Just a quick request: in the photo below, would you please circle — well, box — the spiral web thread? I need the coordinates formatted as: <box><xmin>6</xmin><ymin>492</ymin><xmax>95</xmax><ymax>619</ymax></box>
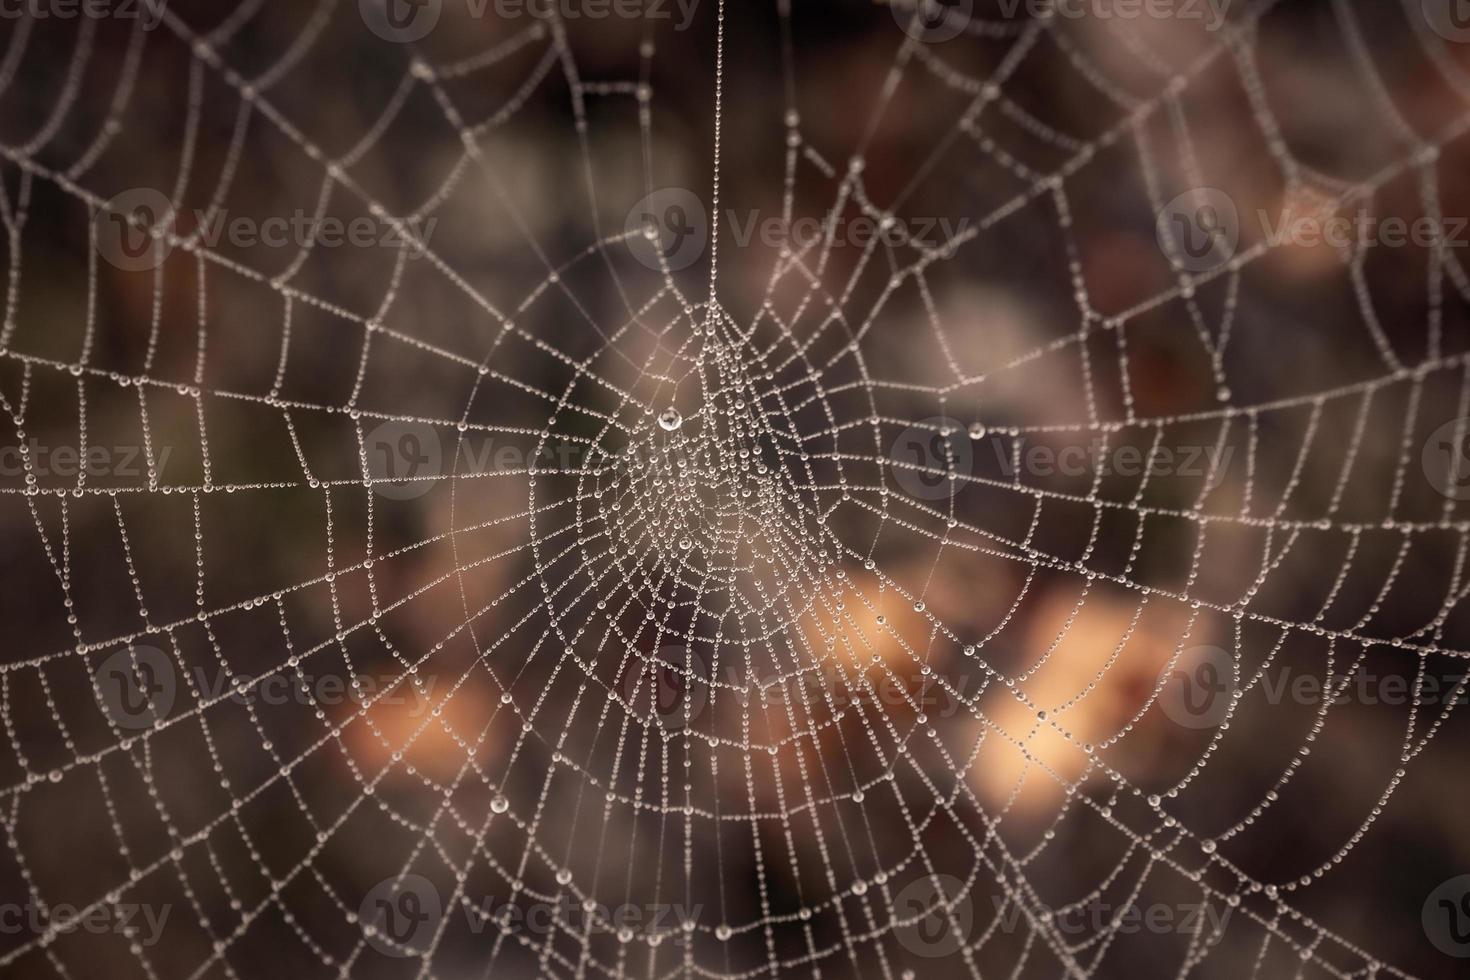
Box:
<box><xmin>0</xmin><ymin>0</ymin><xmax>1468</xmax><ymax>978</ymax></box>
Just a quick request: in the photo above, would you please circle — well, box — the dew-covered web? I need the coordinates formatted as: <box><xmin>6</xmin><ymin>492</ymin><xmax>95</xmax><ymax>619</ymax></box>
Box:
<box><xmin>2</xmin><ymin>0</ymin><xmax>1470</xmax><ymax>977</ymax></box>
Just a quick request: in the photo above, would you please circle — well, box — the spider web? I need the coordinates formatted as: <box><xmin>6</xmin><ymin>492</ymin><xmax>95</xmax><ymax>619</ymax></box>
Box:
<box><xmin>0</xmin><ymin>0</ymin><xmax>1468</xmax><ymax>977</ymax></box>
